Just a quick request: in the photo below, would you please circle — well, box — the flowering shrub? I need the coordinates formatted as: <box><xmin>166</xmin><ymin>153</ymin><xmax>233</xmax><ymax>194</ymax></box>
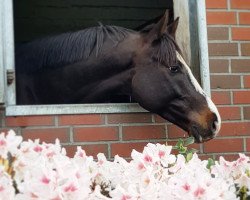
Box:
<box><xmin>0</xmin><ymin>130</ymin><xmax>249</xmax><ymax>200</ymax></box>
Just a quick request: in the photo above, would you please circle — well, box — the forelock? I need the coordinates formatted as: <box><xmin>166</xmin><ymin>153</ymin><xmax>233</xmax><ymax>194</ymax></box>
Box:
<box><xmin>153</xmin><ymin>34</ymin><xmax>180</xmax><ymax>66</ymax></box>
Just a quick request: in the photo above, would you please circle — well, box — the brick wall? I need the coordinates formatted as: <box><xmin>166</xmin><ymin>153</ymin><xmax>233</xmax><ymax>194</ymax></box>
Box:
<box><xmin>206</xmin><ymin>0</ymin><xmax>250</xmax><ymax>159</ymax></box>
<box><xmin>1</xmin><ymin>0</ymin><xmax>250</xmax><ymax>161</ymax></box>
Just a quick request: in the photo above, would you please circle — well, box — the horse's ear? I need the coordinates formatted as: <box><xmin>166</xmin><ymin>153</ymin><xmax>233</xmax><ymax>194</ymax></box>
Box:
<box><xmin>167</xmin><ymin>17</ymin><xmax>179</xmax><ymax>39</ymax></box>
<box><xmin>144</xmin><ymin>10</ymin><xmax>169</xmax><ymax>41</ymax></box>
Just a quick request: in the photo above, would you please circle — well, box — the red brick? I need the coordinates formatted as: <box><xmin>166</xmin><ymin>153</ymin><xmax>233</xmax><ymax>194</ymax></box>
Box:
<box><xmin>210</xmin><ymin>75</ymin><xmax>241</xmax><ymax>89</ymax></box>
<box><xmin>231</xmin><ymin>0</ymin><xmax>250</xmax><ymax>9</ymax></box>
<box><xmin>0</xmin><ymin>128</ymin><xmax>19</xmax><ymax>134</ymax></box>
<box><xmin>165</xmin><ymin>140</ymin><xmax>183</xmax><ymax>147</ymax></box>
<box><xmin>6</xmin><ymin>116</ymin><xmax>54</xmax><ymax>127</ymax></box>
<box><xmin>232</xmin><ymin>28</ymin><xmax>250</xmax><ymax>41</ymax></box>
<box><xmin>167</xmin><ymin>125</ymin><xmax>188</xmax><ymax>139</ymax></box>
<box><xmin>188</xmin><ymin>143</ymin><xmax>201</xmax><ymax>152</ymax></box>
<box><xmin>244</xmin><ymin>75</ymin><xmax>250</xmax><ymax>88</ymax></box>
<box><xmin>107</xmin><ymin>113</ymin><xmax>152</xmax><ymax>124</ymax></box>
<box><xmin>232</xmin><ymin>59</ymin><xmax>250</xmax><ymax>73</ymax></box>
<box><xmin>215</xmin><ymin>154</ymin><xmax>242</xmax><ymax>161</ymax></box>
<box><xmin>207</xmin><ymin>12</ymin><xmax>236</xmax><ymax>25</ymax></box>
<box><xmin>58</xmin><ymin>114</ymin><xmax>103</xmax><ymax>125</ymax></box>
<box><xmin>217</xmin><ymin>106</ymin><xmax>241</xmax><ymax>121</ymax></box>
<box><xmin>209</xmin><ymin>59</ymin><xmax>229</xmax><ymax>73</ymax></box>
<box><xmin>241</xmin><ymin>43</ymin><xmax>250</xmax><ymax>56</ymax></box>
<box><xmin>82</xmin><ymin>144</ymin><xmax>108</xmax><ymax>158</ymax></box>
<box><xmin>247</xmin><ymin>138</ymin><xmax>250</xmax><ymax>152</ymax></box>
<box><xmin>206</xmin><ymin>0</ymin><xmax>227</xmax><ymax>9</ymax></box>
<box><xmin>218</xmin><ymin>122</ymin><xmax>250</xmax><ymax>136</ymax></box>
<box><xmin>111</xmin><ymin>142</ymin><xmax>147</xmax><ymax>157</ymax></box>
<box><xmin>122</xmin><ymin>125</ymin><xmax>165</xmax><ymax>140</ymax></box>
<box><xmin>198</xmin><ymin>154</ymin><xmax>214</xmax><ymax>161</ymax></box>
<box><xmin>208</xmin><ymin>43</ymin><xmax>238</xmax><ymax>56</ymax></box>
<box><xmin>207</xmin><ymin>27</ymin><xmax>229</xmax><ymax>40</ymax></box>
<box><xmin>211</xmin><ymin>91</ymin><xmax>231</xmax><ymax>105</ymax></box>
<box><xmin>243</xmin><ymin>106</ymin><xmax>250</xmax><ymax>119</ymax></box>
<box><xmin>233</xmin><ymin>91</ymin><xmax>250</xmax><ymax>104</ymax></box>
<box><xmin>74</xmin><ymin>127</ymin><xmax>118</xmax><ymax>142</ymax></box>
<box><xmin>64</xmin><ymin>144</ymin><xmax>108</xmax><ymax>158</ymax></box>
<box><xmin>64</xmin><ymin>145</ymin><xmax>77</xmax><ymax>158</ymax></box>
<box><xmin>239</xmin><ymin>13</ymin><xmax>250</xmax><ymax>25</ymax></box>
<box><xmin>22</xmin><ymin>128</ymin><xmax>69</xmax><ymax>143</ymax></box>
<box><xmin>154</xmin><ymin>115</ymin><xmax>168</xmax><ymax>123</ymax></box>
<box><xmin>204</xmin><ymin>138</ymin><xmax>243</xmax><ymax>153</ymax></box>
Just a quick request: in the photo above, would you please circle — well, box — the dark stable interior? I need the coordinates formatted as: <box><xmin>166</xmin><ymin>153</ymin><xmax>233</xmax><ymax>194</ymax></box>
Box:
<box><xmin>14</xmin><ymin>0</ymin><xmax>173</xmax><ymax>103</ymax></box>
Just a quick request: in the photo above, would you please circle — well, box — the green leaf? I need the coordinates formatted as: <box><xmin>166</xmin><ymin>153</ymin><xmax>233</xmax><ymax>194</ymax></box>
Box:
<box><xmin>186</xmin><ymin>149</ymin><xmax>196</xmax><ymax>155</ymax></box>
<box><xmin>176</xmin><ymin>139</ymin><xmax>184</xmax><ymax>148</ymax></box>
<box><xmin>179</xmin><ymin>145</ymin><xmax>187</xmax><ymax>154</ymax></box>
<box><xmin>184</xmin><ymin>137</ymin><xmax>195</xmax><ymax>146</ymax></box>
<box><xmin>206</xmin><ymin>158</ymin><xmax>215</xmax><ymax>169</ymax></box>
<box><xmin>172</xmin><ymin>146</ymin><xmax>178</xmax><ymax>150</ymax></box>
<box><xmin>179</xmin><ymin>150</ymin><xmax>186</xmax><ymax>154</ymax></box>
<box><xmin>172</xmin><ymin>137</ymin><xmax>198</xmax><ymax>156</ymax></box>
<box><xmin>238</xmin><ymin>186</ymin><xmax>248</xmax><ymax>200</ymax></box>
<box><xmin>186</xmin><ymin>152</ymin><xmax>193</xmax><ymax>162</ymax></box>
<box><xmin>190</xmin><ymin>148</ymin><xmax>199</xmax><ymax>153</ymax></box>
<box><xmin>246</xmin><ymin>169</ymin><xmax>250</xmax><ymax>177</ymax></box>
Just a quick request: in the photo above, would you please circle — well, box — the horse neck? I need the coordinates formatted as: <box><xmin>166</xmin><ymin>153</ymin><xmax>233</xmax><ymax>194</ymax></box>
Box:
<box><xmin>84</xmin><ymin>33</ymin><xmax>140</xmax><ymax>77</ymax></box>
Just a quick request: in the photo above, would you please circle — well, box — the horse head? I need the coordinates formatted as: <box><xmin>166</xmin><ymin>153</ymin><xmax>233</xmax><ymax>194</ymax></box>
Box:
<box><xmin>132</xmin><ymin>12</ymin><xmax>221</xmax><ymax>143</ymax></box>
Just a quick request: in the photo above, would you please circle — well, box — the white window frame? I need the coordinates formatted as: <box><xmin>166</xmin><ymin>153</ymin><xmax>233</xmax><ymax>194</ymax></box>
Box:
<box><xmin>1</xmin><ymin>0</ymin><xmax>210</xmax><ymax>116</ymax></box>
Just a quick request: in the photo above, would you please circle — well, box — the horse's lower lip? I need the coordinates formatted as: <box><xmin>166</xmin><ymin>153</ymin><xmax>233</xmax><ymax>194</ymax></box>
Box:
<box><xmin>202</xmin><ymin>137</ymin><xmax>213</xmax><ymax>142</ymax></box>
<box><xmin>190</xmin><ymin>126</ymin><xmax>215</xmax><ymax>143</ymax></box>
<box><xmin>190</xmin><ymin>126</ymin><xmax>203</xmax><ymax>143</ymax></box>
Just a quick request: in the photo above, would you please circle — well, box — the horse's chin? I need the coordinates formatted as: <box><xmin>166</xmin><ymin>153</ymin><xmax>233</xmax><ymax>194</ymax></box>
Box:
<box><xmin>158</xmin><ymin>113</ymin><xmax>215</xmax><ymax>143</ymax></box>
<box><xmin>188</xmin><ymin>126</ymin><xmax>215</xmax><ymax>143</ymax></box>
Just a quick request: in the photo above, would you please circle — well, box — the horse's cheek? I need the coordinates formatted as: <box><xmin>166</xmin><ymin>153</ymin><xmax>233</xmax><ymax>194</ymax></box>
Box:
<box><xmin>131</xmin><ymin>73</ymin><xmax>165</xmax><ymax>112</ymax></box>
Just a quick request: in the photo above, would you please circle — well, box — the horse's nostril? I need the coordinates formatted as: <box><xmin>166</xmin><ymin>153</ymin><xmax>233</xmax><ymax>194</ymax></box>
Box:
<box><xmin>210</xmin><ymin>113</ymin><xmax>219</xmax><ymax>134</ymax></box>
<box><xmin>211</xmin><ymin>120</ymin><xmax>218</xmax><ymax>133</ymax></box>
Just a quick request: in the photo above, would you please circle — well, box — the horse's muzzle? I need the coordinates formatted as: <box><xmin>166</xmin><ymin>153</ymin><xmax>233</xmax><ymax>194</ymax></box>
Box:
<box><xmin>189</xmin><ymin>114</ymin><xmax>220</xmax><ymax>143</ymax></box>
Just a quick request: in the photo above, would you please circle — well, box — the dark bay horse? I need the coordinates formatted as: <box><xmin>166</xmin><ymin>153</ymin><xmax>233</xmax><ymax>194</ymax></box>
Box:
<box><xmin>16</xmin><ymin>12</ymin><xmax>221</xmax><ymax>143</ymax></box>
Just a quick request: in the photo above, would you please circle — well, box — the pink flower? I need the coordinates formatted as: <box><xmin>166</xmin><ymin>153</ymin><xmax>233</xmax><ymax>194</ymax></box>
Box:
<box><xmin>121</xmin><ymin>194</ymin><xmax>132</xmax><ymax>200</ymax></box>
<box><xmin>143</xmin><ymin>154</ymin><xmax>153</xmax><ymax>163</ymax></box>
<box><xmin>33</xmin><ymin>145</ymin><xmax>43</xmax><ymax>152</ymax></box>
<box><xmin>158</xmin><ymin>150</ymin><xmax>165</xmax><ymax>158</ymax></box>
<box><xmin>193</xmin><ymin>186</ymin><xmax>205</xmax><ymax>198</ymax></box>
<box><xmin>137</xmin><ymin>162</ymin><xmax>145</xmax><ymax>171</ymax></box>
<box><xmin>41</xmin><ymin>175</ymin><xmax>51</xmax><ymax>184</ymax></box>
<box><xmin>63</xmin><ymin>182</ymin><xmax>78</xmax><ymax>193</ymax></box>
<box><xmin>182</xmin><ymin>183</ymin><xmax>191</xmax><ymax>191</ymax></box>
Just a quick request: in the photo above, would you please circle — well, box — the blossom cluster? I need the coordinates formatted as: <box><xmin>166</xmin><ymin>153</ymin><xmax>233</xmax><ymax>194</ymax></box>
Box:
<box><xmin>0</xmin><ymin>130</ymin><xmax>249</xmax><ymax>200</ymax></box>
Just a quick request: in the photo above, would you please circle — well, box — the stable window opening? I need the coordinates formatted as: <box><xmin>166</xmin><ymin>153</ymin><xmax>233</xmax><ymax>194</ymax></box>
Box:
<box><xmin>1</xmin><ymin>0</ymin><xmax>210</xmax><ymax>116</ymax></box>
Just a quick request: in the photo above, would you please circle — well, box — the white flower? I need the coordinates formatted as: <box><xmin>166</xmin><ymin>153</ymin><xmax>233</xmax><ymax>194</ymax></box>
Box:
<box><xmin>168</xmin><ymin>154</ymin><xmax>186</xmax><ymax>173</ymax></box>
<box><xmin>0</xmin><ymin>130</ymin><xmax>248</xmax><ymax>199</ymax></box>
<box><xmin>0</xmin><ymin>130</ymin><xmax>22</xmax><ymax>159</ymax></box>
<box><xmin>0</xmin><ymin>167</ymin><xmax>15</xmax><ymax>200</ymax></box>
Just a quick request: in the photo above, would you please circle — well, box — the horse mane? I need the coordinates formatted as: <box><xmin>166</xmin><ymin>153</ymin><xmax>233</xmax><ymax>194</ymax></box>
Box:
<box><xmin>15</xmin><ymin>25</ymin><xmax>135</xmax><ymax>72</ymax></box>
<box><xmin>153</xmin><ymin>33</ymin><xmax>181</xmax><ymax>67</ymax></box>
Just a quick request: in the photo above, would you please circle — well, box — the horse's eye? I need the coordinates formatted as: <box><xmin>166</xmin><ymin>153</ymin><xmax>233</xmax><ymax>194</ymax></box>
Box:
<box><xmin>169</xmin><ymin>65</ymin><xmax>179</xmax><ymax>73</ymax></box>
